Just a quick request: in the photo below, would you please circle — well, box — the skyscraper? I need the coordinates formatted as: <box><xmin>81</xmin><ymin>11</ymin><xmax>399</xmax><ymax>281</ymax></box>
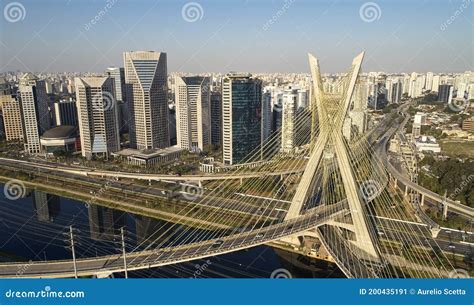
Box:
<box><xmin>18</xmin><ymin>73</ymin><xmax>50</xmax><ymax>153</ymax></box>
<box><xmin>75</xmin><ymin>77</ymin><xmax>120</xmax><ymax>159</ymax></box>
<box><xmin>262</xmin><ymin>90</ymin><xmax>272</xmax><ymax>143</ymax></box>
<box><xmin>174</xmin><ymin>76</ymin><xmax>211</xmax><ymax>151</ymax></box>
<box><xmin>54</xmin><ymin>100</ymin><xmax>77</xmax><ymax>127</ymax></box>
<box><xmin>438</xmin><ymin>84</ymin><xmax>453</xmax><ymax>103</ymax></box>
<box><xmin>210</xmin><ymin>91</ymin><xmax>222</xmax><ymax>146</ymax></box>
<box><xmin>123</xmin><ymin>51</ymin><xmax>169</xmax><ymax>150</ymax></box>
<box><xmin>105</xmin><ymin>66</ymin><xmax>125</xmax><ymax>102</ymax></box>
<box><xmin>222</xmin><ymin>73</ymin><xmax>262</xmax><ymax>165</ymax></box>
<box><xmin>281</xmin><ymin>88</ymin><xmax>297</xmax><ymax>152</ymax></box>
<box><xmin>390</xmin><ymin>80</ymin><xmax>403</xmax><ymax>104</ymax></box>
<box><xmin>2</xmin><ymin>97</ymin><xmax>23</xmax><ymax>142</ymax></box>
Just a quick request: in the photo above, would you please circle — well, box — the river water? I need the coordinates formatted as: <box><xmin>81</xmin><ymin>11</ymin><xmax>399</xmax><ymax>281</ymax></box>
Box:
<box><xmin>0</xmin><ymin>184</ymin><xmax>343</xmax><ymax>278</ymax></box>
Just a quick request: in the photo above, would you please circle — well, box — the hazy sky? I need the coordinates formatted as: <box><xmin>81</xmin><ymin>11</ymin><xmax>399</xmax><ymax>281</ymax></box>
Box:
<box><xmin>0</xmin><ymin>0</ymin><xmax>472</xmax><ymax>73</ymax></box>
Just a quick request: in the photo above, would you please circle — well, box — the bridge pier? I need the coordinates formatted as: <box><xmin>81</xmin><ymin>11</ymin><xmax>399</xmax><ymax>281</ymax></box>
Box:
<box><xmin>442</xmin><ymin>203</ymin><xmax>448</xmax><ymax>220</ymax></box>
<box><xmin>420</xmin><ymin>193</ymin><xmax>424</xmax><ymax>206</ymax></box>
<box><xmin>239</xmin><ymin>177</ymin><xmax>243</xmax><ymax>186</ymax></box>
<box><xmin>404</xmin><ymin>185</ymin><xmax>408</xmax><ymax>197</ymax></box>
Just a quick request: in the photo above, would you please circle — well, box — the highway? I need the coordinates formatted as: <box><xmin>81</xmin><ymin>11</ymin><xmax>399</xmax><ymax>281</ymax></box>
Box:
<box><xmin>376</xmin><ymin>109</ymin><xmax>474</xmax><ymax>219</ymax></box>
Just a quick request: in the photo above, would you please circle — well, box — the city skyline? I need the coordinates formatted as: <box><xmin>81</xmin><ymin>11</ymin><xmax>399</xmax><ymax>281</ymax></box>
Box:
<box><xmin>1</xmin><ymin>0</ymin><xmax>472</xmax><ymax>74</ymax></box>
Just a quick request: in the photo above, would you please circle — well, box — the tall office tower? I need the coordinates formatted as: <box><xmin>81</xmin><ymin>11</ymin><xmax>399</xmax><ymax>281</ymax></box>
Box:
<box><xmin>53</xmin><ymin>100</ymin><xmax>77</xmax><ymax>127</ymax></box>
<box><xmin>262</xmin><ymin>90</ymin><xmax>272</xmax><ymax>144</ymax></box>
<box><xmin>2</xmin><ymin>98</ymin><xmax>23</xmax><ymax>141</ymax></box>
<box><xmin>222</xmin><ymin>73</ymin><xmax>262</xmax><ymax>165</ymax></box>
<box><xmin>105</xmin><ymin>66</ymin><xmax>125</xmax><ymax>101</ymax></box>
<box><xmin>408</xmin><ymin>72</ymin><xmax>417</xmax><ymax>97</ymax></box>
<box><xmin>402</xmin><ymin>75</ymin><xmax>410</xmax><ymax>94</ymax></box>
<box><xmin>18</xmin><ymin>73</ymin><xmax>50</xmax><ymax>153</ymax></box>
<box><xmin>0</xmin><ymin>78</ymin><xmax>9</xmax><ymax>139</ymax></box>
<box><xmin>426</xmin><ymin>72</ymin><xmax>434</xmax><ymax>91</ymax></box>
<box><xmin>75</xmin><ymin>77</ymin><xmax>120</xmax><ymax>159</ymax></box>
<box><xmin>386</xmin><ymin>79</ymin><xmax>393</xmax><ymax>103</ymax></box>
<box><xmin>281</xmin><ymin>88</ymin><xmax>298</xmax><ymax>152</ymax></box>
<box><xmin>438</xmin><ymin>84</ymin><xmax>453</xmax><ymax>103</ymax></box>
<box><xmin>297</xmin><ymin>89</ymin><xmax>308</xmax><ymax>109</ymax></box>
<box><xmin>210</xmin><ymin>91</ymin><xmax>222</xmax><ymax>146</ymax></box>
<box><xmin>468</xmin><ymin>84</ymin><xmax>474</xmax><ymax>100</ymax></box>
<box><xmin>123</xmin><ymin>51</ymin><xmax>170</xmax><ymax>150</ymax></box>
<box><xmin>174</xmin><ymin>76</ymin><xmax>211</xmax><ymax>151</ymax></box>
<box><xmin>432</xmin><ymin>75</ymin><xmax>440</xmax><ymax>92</ymax></box>
<box><xmin>391</xmin><ymin>80</ymin><xmax>403</xmax><ymax>104</ymax></box>
<box><xmin>413</xmin><ymin>76</ymin><xmax>425</xmax><ymax>97</ymax></box>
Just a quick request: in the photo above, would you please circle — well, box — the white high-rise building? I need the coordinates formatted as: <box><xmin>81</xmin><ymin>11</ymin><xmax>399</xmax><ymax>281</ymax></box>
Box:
<box><xmin>426</xmin><ymin>72</ymin><xmax>434</xmax><ymax>91</ymax></box>
<box><xmin>432</xmin><ymin>75</ymin><xmax>440</xmax><ymax>92</ymax></box>
<box><xmin>124</xmin><ymin>51</ymin><xmax>169</xmax><ymax>150</ymax></box>
<box><xmin>18</xmin><ymin>73</ymin><xmax>50</xmax><ymax>153</ymax></box>
<box><xmin>281</xmin><ymin>88</ymin><xmax>298</xmax><ymax>152</ymax></box>
<box><xmin>174</xmin><ymin>76</ymin><xmax>211</xmax><ymax>151</ymax></box>
<box><xmin>75</xmin><ymin>77</ymin><xmax>120</xmax><ymax>159</ymax></box>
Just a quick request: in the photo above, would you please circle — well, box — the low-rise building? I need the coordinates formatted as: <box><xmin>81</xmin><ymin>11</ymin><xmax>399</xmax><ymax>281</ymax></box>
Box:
<box><xmin>415</xmin><ymin>136</ymin><xmax>441</xmax><ymax>153</ymax></box>
<box><xmin>40</xmin><ymin>125</ymin><xmax>79</xmax><ymax>154</ymax></box>
<box><xmin>112</xmin><ymin>146</ymin><xmax>184</xmax><ymax>167</ymax></box>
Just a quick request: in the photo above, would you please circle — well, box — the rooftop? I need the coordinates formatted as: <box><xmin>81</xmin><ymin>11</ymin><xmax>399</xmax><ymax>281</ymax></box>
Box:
<box><xmin>42</xmin><ymin>125</ymin><xmax>77</xmax><ymax>139</ymax></box>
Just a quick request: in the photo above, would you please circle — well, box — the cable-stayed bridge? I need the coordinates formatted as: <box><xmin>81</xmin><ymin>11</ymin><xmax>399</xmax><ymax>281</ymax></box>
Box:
<box><xmin>0</xmin><ymin>52</ymin><xmax>471</xmax><ymax>279</ymax></box>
